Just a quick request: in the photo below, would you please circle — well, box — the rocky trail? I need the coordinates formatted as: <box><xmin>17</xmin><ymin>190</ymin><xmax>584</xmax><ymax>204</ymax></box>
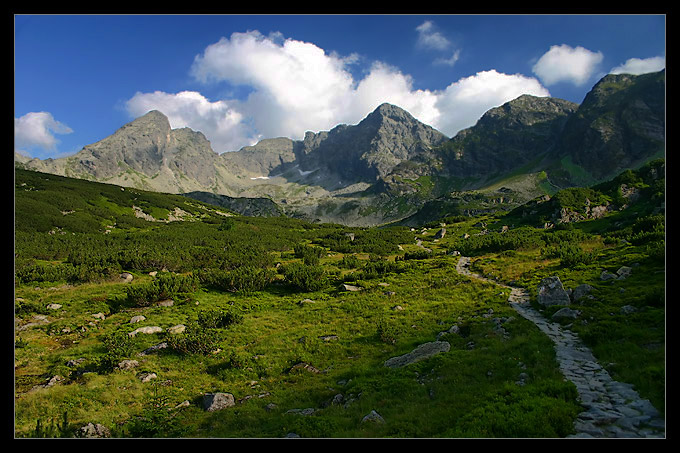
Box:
<box><xmin>455</xmin><ymin>256</ymin><xmax>665</xmax><ymax>438</ymax></box>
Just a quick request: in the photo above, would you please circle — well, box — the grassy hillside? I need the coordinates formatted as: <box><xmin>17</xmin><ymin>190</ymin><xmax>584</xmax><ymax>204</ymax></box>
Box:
<box><xmin>14</xmin><ymin>167</ymin><xmax>664</xmax><ymax>438</ymax></box>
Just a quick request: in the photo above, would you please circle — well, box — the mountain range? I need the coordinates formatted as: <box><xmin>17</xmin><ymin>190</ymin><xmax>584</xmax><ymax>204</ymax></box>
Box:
<box><xmin>15</xmin><ymin>70</ymin><xmax>665</xmax><ymax>226</ymax></box>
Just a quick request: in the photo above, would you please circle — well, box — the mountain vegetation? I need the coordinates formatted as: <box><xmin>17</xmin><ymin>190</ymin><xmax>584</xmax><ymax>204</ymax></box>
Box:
<box><xmin>14</xmin><ymin>69</ymin><xmax>664</xmax><ymax>438</ymax></box>
<box><xmin>14</xmin><ymin>156</ymin><xmax>664</xmax><ymax>437</ymax></box>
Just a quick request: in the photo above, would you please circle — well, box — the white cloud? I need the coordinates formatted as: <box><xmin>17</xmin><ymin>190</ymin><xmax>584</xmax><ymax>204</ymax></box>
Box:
<box><xmin>125</xmin><ymin>90</ymin><xmax>258</xmax><ymax>153</ymax></box>
<box><xmin>14</xmin><ymin>111</ymin><xmax>73</xmax><ymax>153</ymax></box>
<box><xmin>434</xmin><ymin>49</ymin><xmax>461</xmax><ymax>67</ymax></box>
<box><xmin>126</xmin><ymin>30</ymin><xmax>551</xmax><ymax>153</ymax></box>
<box><xmin>610</xmin><ymin>56</ymin><xmax>665</xmax><ymax>75</ymax></box>
<box><xmin>415</xmin><ymin>20</ymin><xmax>451</xmax><ymax>51</ymax></box>
<box><xmin>532</xmin><ymin>44</ymin><xmax>604</xmax><ymax>86</ymax></box>
<box><xmin>434</xmin><ymin>70</ymin><xmax>551</xmax><ymax>135</ymax></box>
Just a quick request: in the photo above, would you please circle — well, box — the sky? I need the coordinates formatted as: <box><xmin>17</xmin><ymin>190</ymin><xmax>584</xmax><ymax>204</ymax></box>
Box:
<box><xmin>14</xmin><ymin>14</ymin><xmax>666</xmax><ymax>160</ymax></box>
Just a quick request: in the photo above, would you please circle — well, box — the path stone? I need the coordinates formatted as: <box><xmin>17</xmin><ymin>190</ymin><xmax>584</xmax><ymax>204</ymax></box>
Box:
<box><xmin>455</xmin><ymin>256</ymin><xmax>665</xmax><ymax>438</ymax></box>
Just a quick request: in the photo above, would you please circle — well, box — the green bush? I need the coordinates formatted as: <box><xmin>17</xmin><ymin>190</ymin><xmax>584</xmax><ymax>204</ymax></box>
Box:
<box><xmin>338</xmin><ymin>254</ymin><xmax>361</xmax><ymax>269</ymax></box>
<box><xmin>165</xmin><ymin>322</ymin><xmax>220</xmax><ymax>355</ymax></box>
<box><xmin>123</xmin><ymin>384</ymin><xmax>188</xmax><ymax>438</ymax></box>
<box><xmin>126</xmin><ymin>273</ymin><xmax>199</xmax><ymax>307</ymax></box>
<box><xmin>199</xmin><ymin>266</ymin><xmax>275</xmax><ymax>294</ymax></box>
<box><xmin>197</xmin><ymin>308</ymin><xmax>243</xmax><ymax>329</ymax></box>
<box><xmin>281</xmin><ymin>262</ymin><xmax>329</xmax><ymax>292</ymax></box>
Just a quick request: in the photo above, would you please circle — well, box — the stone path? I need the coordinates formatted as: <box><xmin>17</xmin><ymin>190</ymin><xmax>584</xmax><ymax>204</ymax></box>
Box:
<box><xmin>456</xmin><ymin>256</ymin><xmax>665</xmax><ymax>438</ymax></box>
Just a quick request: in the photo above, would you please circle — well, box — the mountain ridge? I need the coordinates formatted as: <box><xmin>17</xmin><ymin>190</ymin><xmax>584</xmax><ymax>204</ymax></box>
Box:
<box><xmin>16</xmin><ymin>70</ymin><xmax>665</xmax><ymax>226</ymax></box>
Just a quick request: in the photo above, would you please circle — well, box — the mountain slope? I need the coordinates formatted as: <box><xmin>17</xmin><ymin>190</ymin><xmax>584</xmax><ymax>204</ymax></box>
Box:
<box><xmin>549</xmin><ymin>70</ymin><xmax>665</xmax><ymax>186</ymax></box>
<box><xmin>16</xmin><ymin>71</ymin><xmax>665</xmax><ymax>227</ymax></box>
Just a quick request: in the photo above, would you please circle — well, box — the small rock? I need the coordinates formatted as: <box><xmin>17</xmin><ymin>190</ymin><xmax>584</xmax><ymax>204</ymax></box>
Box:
<box><xmin>46</xmin><ymin>303</ymin><xmax>62</xmax><ymax>310</ymax></box>
<box><xmin>77</xmin><ymin>423</ymin><xmax>111</xmax><ymax>438</ymax></box>
<box><xmin>361</xmin><ymin>410</ymin><xmax>385</xmax><ymax>424</ymax></box>
<box><xmin>203</xmin><ymin>393</ymin><xmax>235</xmax><ymax>412</ymax></box>
<box><xmin>289</xmin><ymin>362</ymin><xmax>321</xmax><ymax>374</ymax></box>
<box><xmin>128</xmin><ymin>326</ymin><xmax>163</xmax><ymax>337</ymax></box>
<box><xmin>130</xmin><ymin>315</ymin><xmax>146</xmax><ymax>324</ymax></box>
<box><xmin>117</xmin><ymin>359</ymin><xmax>139</xmax><ymax>371</ymax></box>
<box><xmin>620</xmin><ymin>305</ymin><xmax>638</xmax><ymax>315</ymax></box>
<box><xmin>342</xmin><ymin>284</ymin><xmax>362</xmax><ymax>292</ymax></box>
<box><xmin>167</xmin><ymin>324</ymin><xmax>186</xmax><ymax>335</ymax></box>
<box><xmin>552</xmin><ymin>307</ymin><xmax>581</xmax><ymax>321</ymax></box>
<box><xmin>601</xmin><ymin>270</ymin><xmax>618</xmax><ymax>281</ymax></box>
<box><xmin>617</xmin><ymin>266</ymin><xmax>632</xmax><ymax>280</ymax></box>
<box><xmin>120</xmin><ymin>272</ymin><xmax>134</xmax><ymax>282</ymax></box>
<box><xmin>384</xmin><ymin>341</ymin><xmax>450</xmax><ymax>368</ymax></box>
<box><xmin>156</xmin><ymin>299</ymin><xmax>174</xmax><ymax>307</ymax></box>
<box><xmin>92</xmin><ymin>312</ymin><xmax>106</xmax><ymax>320</ymax></box>
<box><xmin>138</xmin><ymin>372</ymin><xmax>157</xmax><ymax>383</ymax></box>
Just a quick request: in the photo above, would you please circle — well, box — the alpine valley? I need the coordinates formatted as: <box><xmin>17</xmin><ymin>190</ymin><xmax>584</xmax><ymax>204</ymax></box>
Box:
<box><xmin>16</xmin><ymin>70</ymin><xmax>665</xmax><ymax>227</ymax></box>
<box><xmin>14</xmin><ymin>70</ymin><xmax>666</xmax><ymax>439</ymax></box>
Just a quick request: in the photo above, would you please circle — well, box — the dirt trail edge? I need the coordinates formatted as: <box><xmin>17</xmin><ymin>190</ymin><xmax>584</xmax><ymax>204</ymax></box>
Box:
<box><xmin>455</xmin><ymin>256</ymin><xmax>665</xmax><ymax>438</ymax></box>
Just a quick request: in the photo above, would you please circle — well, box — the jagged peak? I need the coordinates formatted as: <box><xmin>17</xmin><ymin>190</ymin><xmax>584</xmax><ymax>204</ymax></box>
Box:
<box><xmin>122</xmin><ymin>109</ymin><xmax>171</xmax><ymax>132</ymax></box>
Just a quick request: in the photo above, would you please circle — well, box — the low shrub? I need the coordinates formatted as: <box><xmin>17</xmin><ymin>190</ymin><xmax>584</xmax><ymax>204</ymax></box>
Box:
<box><xmin>281</xmin><ymin>263</ymin><xmax>329</xmax><ymax>292</ymax></box>
<box><xmin>126</xmin><ymin>273</ymin><xmax>199</xmax><ymax>307</ymax></box>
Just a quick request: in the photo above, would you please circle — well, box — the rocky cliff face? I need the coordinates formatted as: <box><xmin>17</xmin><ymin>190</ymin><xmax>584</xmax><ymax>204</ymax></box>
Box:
<box><xmin>22</xmin><ymin>110</ymin><xmax>222</xmax><ymax>193</ymax></box>
<box><xmin>440</xmin><ymin>95</ymin><xmax>579</xmax><ymax>181</ymax></box>
<box><xmin>298</xmin><ymin>103</ymin><xmax>449</xmax><ymax>182</ymax></box>
<box><xmin>554</xmin><ymin>70</ymin><xmax>665</xmax><ymax>183</ymax></box>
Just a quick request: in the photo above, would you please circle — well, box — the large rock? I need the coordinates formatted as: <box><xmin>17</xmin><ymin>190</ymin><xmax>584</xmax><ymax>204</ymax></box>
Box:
<box><xmin>571</xmin><ymin>283</ymin><xmax>593</xmax><ymax>302</ymax></box>
<box><xmin>384</xmin><ymin>341</ymin><xmax>450</xmax><ymax>368</ymax></box>
<box><xmin>537</xmin><ymin>276</ymin><xmax>571</xmax><ymax>306</ymax></box>
<box><xmin>203</xmin><ymin>393</ymin><xmax>235</xmax><ymax>412</ymax></box>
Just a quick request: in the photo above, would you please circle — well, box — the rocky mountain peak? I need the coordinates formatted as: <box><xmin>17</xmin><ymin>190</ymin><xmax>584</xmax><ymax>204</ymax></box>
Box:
<box><xmin>118</xmin><ymin>110</ymin><xmax>172</xmax><ymax>134</ymax></box>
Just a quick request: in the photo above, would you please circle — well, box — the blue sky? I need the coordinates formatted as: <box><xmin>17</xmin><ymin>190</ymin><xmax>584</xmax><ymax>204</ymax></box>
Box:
<box><xmin>15</xmin><ymin>14</ymin><xmax>666</xmax><ymax>160</ymax></box>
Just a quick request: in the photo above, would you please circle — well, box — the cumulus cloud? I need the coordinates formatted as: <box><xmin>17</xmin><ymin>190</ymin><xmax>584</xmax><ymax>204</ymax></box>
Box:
<box><xmin>415</xmin><ymin>20</ymin><xmax>452</xmax><ymax>51</ymax></box>
<box><xmin>14</xmin><ymin>111</ymin><xmax>73</xmax><ymax>153</ymax></box>
<box><xmin>126</xmin><ymin>30</ymin><xmax>551</xmax><ymax>153</ymax></box>
<box><xmin>610</xmin><ymin>56</ymin><xmax>665</xmax><ymax>75</ymax></box>
<box><xmin>532</xmin><ymin>44</ymin><xmax>604</xmax><ymax>86</ymax></box>
<box><xmin>125</xmin><ymin>90</ymin><xmax>257</xmax><ymax>152</ymax></box>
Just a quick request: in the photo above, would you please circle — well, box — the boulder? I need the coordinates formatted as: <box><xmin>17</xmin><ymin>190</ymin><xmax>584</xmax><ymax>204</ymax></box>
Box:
<box><xmin>384</xmin><ymin>341</ymin><xmax>450</xmax><ymax>368</ymax></box>
<box><xmin>537</xmin><ymin>276</ymin><xmax>571</xmax><ymax>306</ymax></box>
<box><xmin>617</xmin><ymin>266</ymin><xmax>633</xmax><ymax>280</ymax></box>
<box><xmin>117</xmin><ymin>359</ymin><xmax>139</xmax><ymax>371</ymax></box>
<box><xmin>361</xmin><ymin>410</ymin><xmax>385</xmax><ymax>424</ymax></box>
<box><xmin>571</xmin><ymin>284</ymin><xmax>593</xmax><ymax>302</ymax></box>
<box><xmin>128</xmin><ymin>326</ymin><xmax>163</xmax><ymax>337</ymax></box>
<box><xmin>342</xmin><ymin>284</ymin><xmax>362</xmax><ymax>292</ymax></box>
<box><xmin>600</xmin><ymin>270</ymin><xmax>618</xmax><ymax>281</ymax></box>
<box><xmin>203</xmin><ymin>393</ymin><xmax>235</xmax><ymax>412</ymax></box>
<box><xmin>130</xmin><ymin>315</ymin><xmax>146</xmax><ymax>324</ymax></box>
<box><xmin>120</xmin><ymin>272</ymin><xmax>134</xmax><ymax>282</ymax></box>
<box><xmin>551</xmin><ymin>307</ymin><xmax>581</xmax><ymax>321</ymax></box>
<box><xmin>167</xmin><ymin>324</ymin><xmax>186</xmax><ymax>335</ymax></box>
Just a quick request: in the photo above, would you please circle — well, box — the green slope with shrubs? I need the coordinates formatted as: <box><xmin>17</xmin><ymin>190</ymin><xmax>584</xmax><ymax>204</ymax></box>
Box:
<box><xmin>14</xmin><ymin>165</ymin><xmax>664</xmax><ymax>438</ymax></box>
